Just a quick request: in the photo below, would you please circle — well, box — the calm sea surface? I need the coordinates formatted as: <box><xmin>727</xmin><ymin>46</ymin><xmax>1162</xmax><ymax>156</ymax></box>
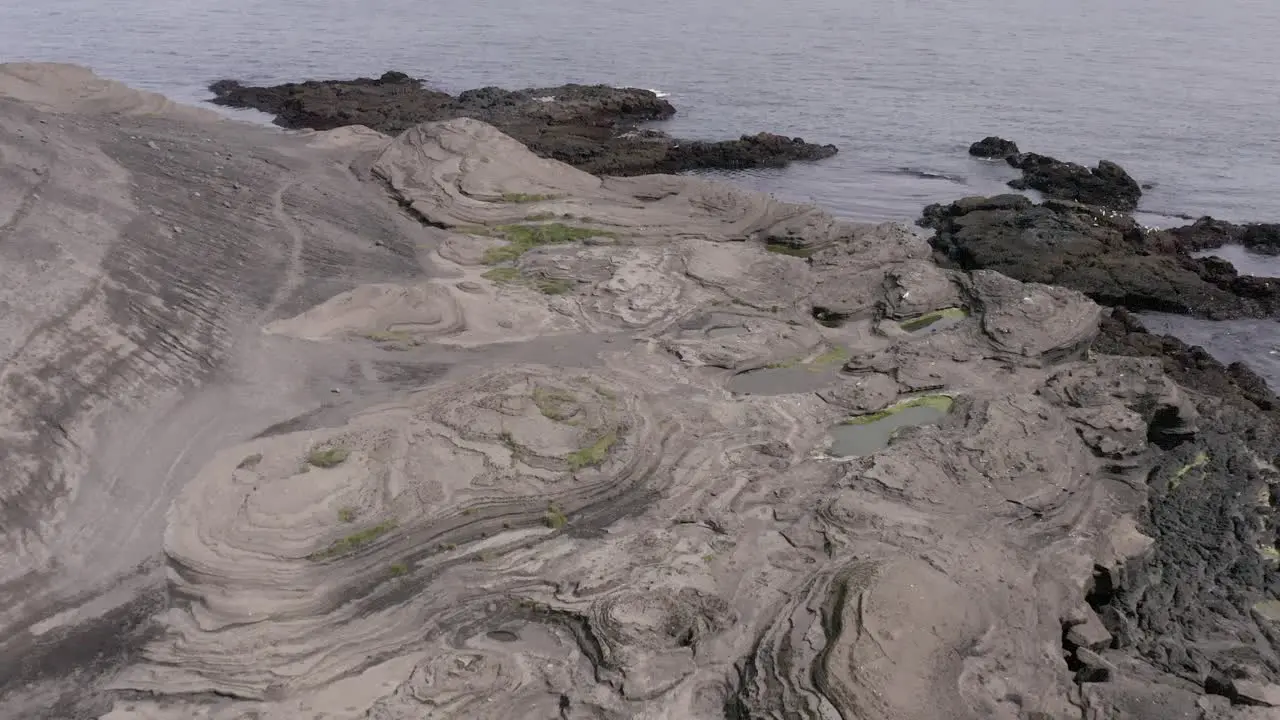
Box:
<box><xmin>4</xmin><ymin>0</ymin><xmax>1279</xmax><ymax>381</ymax></box>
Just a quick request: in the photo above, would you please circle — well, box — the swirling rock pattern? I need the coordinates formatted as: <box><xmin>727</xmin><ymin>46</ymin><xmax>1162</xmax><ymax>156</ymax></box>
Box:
<box><xmin>4</xmin><ymin>65</ymin><xmax>1277</xmax><ymax>720</ymax></box>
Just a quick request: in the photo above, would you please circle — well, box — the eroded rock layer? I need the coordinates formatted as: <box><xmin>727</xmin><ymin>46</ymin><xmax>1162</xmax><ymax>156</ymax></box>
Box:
<box><xmin>2</xmin><ymin>64</ymin><xmax>1279</xmax><ymax>720</ymax></box>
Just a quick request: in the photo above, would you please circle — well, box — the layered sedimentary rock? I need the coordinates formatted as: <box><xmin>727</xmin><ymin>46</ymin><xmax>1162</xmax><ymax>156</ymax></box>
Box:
<box><xmin>3</xmin><ymin>64</ymin><xmax>1280</xmax><ymax>720</ymax></box>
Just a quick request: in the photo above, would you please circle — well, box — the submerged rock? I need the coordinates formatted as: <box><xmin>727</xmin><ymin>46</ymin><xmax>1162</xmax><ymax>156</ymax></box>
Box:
<box><xmin>209</xmin><ymin>73</ymin><xmax>838</xmax><ymax>176</ymax></box>
<box><xmin>1006</xmin><ymin>151</ymin><xmax>1143</xmax><ymax>211</ymax></box>
<box><xmin>968</xmin><ymin>135</ymin><xmax>1019</xmax><ymax>159</ymax></box>
<box><xmin>1161</xmin><ymin>215</ymin><xmax>1280</xmax><ymax>255</ymax></box>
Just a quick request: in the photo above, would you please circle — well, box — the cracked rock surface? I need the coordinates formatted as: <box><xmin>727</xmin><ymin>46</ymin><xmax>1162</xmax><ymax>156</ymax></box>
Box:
<box><xmin>3</xmin><ymin>63</ymin><xmax>1280</xmax><ymax>720</ymax></box>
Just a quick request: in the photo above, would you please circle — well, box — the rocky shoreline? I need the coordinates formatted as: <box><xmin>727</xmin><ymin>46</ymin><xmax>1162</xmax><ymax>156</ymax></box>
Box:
<box><xmin>2</xmin><ymin>64</ymin><xmax>1280</xmax><ymax>720</ymax></box>
<box><xmin>928</xmin><ymin>139</ymin><xmax>1280</xmax><ymax>715</ymax></box>
<box><xmin>209</xmin><ymin>71</ymin><xmax>839</xmax><ymax>176</ymax></box>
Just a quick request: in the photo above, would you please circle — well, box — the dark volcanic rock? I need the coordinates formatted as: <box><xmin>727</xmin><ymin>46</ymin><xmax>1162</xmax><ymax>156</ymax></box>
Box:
<box><xmin>919</xmin><ymin>194</ymin><xmax>1280</xmax><ymax>319</ymax></box>
<box><xmin>1089</xmin><ymin>309</ymin><xmax>1280</xmax><ymax>694</ymax></box>
<box><xmin>1244</xmin><ymin>224</ymin><xmax>1280</xmax><ymax>255</ymax></box>
<box><xmin>920</xmin><ymin>187</ymin><xmax>1280</xmax><ymax>702</ymax></box>
<box><xmin>208</xmin><ymin>73</ymin><xmax>838</xmax><ymax>176</ymax></box>
<box><xmin>1159</xmin><ymin>216</ymin><xmax>1280</xmax><ymax>255</ymax></box>
<box><xmin>1005</xmin><ymin>152</ymin><xmax>1143</xmax><ymax>211</ymax></box>
<box><xmin>664</xmin><ymin>132</ymin><xmax>838</xmax><ymax>172</ymax></box>
<box><xmin>968</xmin><ymin>136</ymin><xmax>1019</xmax><ymax>159</ymax></box>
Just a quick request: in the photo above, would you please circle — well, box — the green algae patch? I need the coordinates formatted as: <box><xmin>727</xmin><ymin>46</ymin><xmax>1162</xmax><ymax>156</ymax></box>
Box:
<box><xmin>481</xmin><ymin>267</ymin><xmax>522</xmax><ymax>284</ymax></box>
<box><xmin>544</xmin><ymin>503</ymin><xmax>568</xmax><ymax>529</ymax></box>
<box><xmin>763</xmin><ymin>346</ymin><xmax>848</xmax><ymax>371</ymax></box>
<box><xmin>841</xmin><ymin>395</ymin><xmax>954</xmax><ymax>426</ymax></box>
<box><xmin>729</xmin><ymin>345</ymin><xmax>851</xmax><ymax>396</ymax></box>
<box><xmin>534</xmin><ymin>277</ymin><xmax>574</xmax><ymax>295</ymax></box>
<box><xmin>307</xmin><ymin>447</ymin><xmax>351</xmax><ymax>468</ymax></box>
<box><xmin>810</xmin><ymin>345</ymin><xmax>850</xmax><ymax>367</ymax></box>
<box><xmin>481</xmin><ymin>223</ymin><xmax>616</xmax><ymax>264</ymax></box>
<box><xmin>501</xmin><ymin>192</ymin><xmax>559</xmax><ymax>203</ymax></box>
<box><xmin>899</xmin><ymin>307</ymin><xmax>968</xmax><ymax>333</ymax></box>
<box><xmin>533</xmin><ymin>387</ymin><xmax>579</xmax><ymax>422</ymax></box>
<box><xmin>567</xmin><ymin>430</ymin><xmax>618</xmax><ymax>471</ymax></box>
<box><xmin>389</xmin><ymin>562</ymin><xmax>409</xmax><ymax>577</ymax></box>
<box><xmin>481</xmin><ymin>266</ymin><xmax>575</xmax><ymax>295</ymax></box>
<box><xmin>363</xmin><ymin>330</ymin><xmax>415</xmax><ymax>343</ymax></box>
<box><xmin>765</xmin><ymin>242</ymin><xmax>815</xmax><ymax>258</ymax></box>
<box><xmin>310</xmin><ymin>520</ymin><xmax>397</xmax><ymax>560</ymax></box>
<box><xmin>829</xmin><ymin>396</ymin><xmax>953</xmax><ymax>457</ymax></box>
<box><xmin>1169</xmin><ymin>451</ymin><xmax>1210</xmax><ymax>490</ymax></box>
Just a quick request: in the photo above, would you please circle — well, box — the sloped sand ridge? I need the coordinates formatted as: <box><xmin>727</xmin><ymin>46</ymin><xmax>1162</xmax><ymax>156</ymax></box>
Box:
<box><xmin>0</xmin><ymin>61</ymin><xmax>434</xmax><ymax>710</ymax></box>
<box><xmin>4</xmin><ymin>65</ymin><xmax>1277</xmax><ymax>720</ymax></box>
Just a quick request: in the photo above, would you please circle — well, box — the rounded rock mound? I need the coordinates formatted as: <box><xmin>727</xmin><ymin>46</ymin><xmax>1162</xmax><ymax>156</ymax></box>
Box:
<box><xmin>968</xmin><ymin>136</ymin><xmax>1020</xmax><ymax>159</ymax></box>
<box><xmin>113</xmin><ymin>365</ymin><xmax>660</xmax><ymax>700</ymax></box>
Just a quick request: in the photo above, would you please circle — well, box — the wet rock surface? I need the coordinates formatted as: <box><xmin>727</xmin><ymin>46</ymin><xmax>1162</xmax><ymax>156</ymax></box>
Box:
<box><xmin>920</xmin><ymin>194</ymin><xmax>1280</xmax><ymax>319</ymax></box>
<box><xmin>209</xmin><ymin>71</ymin><xmax>839</xmax><ymax>176</ymax></box>
<box><xmin>968</xmin><ymin>135</ymin><xmax>1019</xmax><ymax>159</ymax></box>
<box><xmin>3</xmin><ymin>63</ymin><xmax>1280</xmax><ymax>720</ymax></box>
<box><xmin>1163</xmin><ymin>216</ymin><xmax>1280</xmax><ymax>256</ymax></box>
<box><xmin>1006</xmin><ymin>151</ymin><xmax>1143</xmax><ymax>211</ymax></box>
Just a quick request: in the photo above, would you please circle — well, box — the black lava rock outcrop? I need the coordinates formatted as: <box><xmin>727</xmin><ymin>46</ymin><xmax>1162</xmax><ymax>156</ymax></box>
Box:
<box><xmin>1162</xmin><ymin>216</ymin><xmax>1280</xmax><ymax>255</ymax></box>
<box><xmin>1090</xmin><ymin>309</ymin><xmax>1280</xmax><ymax>699</ymax></box>
<box><xmin>967</xmin><ymin>136</ymin><xmax>1019</xmax><ymax>159</ymax></box>
<box><xmin>1005</xmin><ymin>152</ymin><xmax>1143</xmax><ymax>211</ymax></box>
<box><xmin>919</xmin><ymin>194</ymin><xmax>1280</xmax><ymax>319</ymax></box>
<box><xmin>922</xmin><ymin>192</ymin><xmax>1280</xmax><ymax>700</ymax></box>
<box><xmin>209</xmin><ymin>73</ymin><xmax>838</xmax><ymax>176</ymax></box>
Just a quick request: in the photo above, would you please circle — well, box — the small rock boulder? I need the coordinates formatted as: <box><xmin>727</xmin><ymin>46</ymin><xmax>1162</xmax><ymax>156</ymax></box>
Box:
<box><xmin>1066</xmin><ymin>611</ymin><xmax>1114</xmax><ymax>651</ymax></box>
<box><xmin>1006</xmin><ymin>152</ymin><xmax>1142</xmax><ymax>211</ymax></box>
<box><xmin>1243</xmin><ymin>223</ymin><xmax>1280</xmax><ymax>255</ymax></box>
<box><xmin>1234</xmin><ymin>680</ymin><xmax>1280</xmax><ymax>708</ymax></box>
<box><xmin>968</xmin><ymin>136</ymin><xmax>1020</xmax><ymax>159</ymax></box>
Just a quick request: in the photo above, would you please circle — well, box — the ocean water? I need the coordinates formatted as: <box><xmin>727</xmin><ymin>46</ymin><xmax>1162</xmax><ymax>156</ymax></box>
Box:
<box><xmin>3</xmin><ymin>0</ymin><xmax>1280</xmax><ymax>379</ymax></box>
<box><xmin>5</xmin><ymin>0</ymin><xmax>1280</xmax><ymax>224</ymax></box>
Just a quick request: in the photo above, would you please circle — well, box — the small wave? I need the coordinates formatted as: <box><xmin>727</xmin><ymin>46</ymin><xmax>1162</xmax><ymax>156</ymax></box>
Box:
<box><xmin>611</xmin><ymin>85</ymin><xmax>668</xmax><ymax>98</ymax></box>
<box><xmin>882</xmin><ymin>167</ymin><xmax>967</xmax><ymax>184</ymax></box>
